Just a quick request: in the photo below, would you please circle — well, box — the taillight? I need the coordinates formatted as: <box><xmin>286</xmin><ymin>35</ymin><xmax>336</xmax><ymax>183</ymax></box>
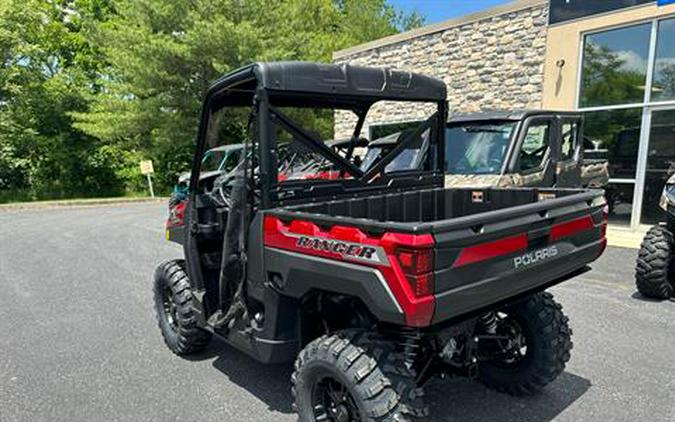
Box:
<box><xmin>396</xmin><ymin>247</ymin><xmax>434</xmax><ymax>297</ymax></box>
<box><xmin>601</xmin><ymin>204</ymin><xmax>609</xmax><ymax>237</ymax></box>
<box><xmin>167</xmin><ymin>201</ymin><xmax>186</xmax><ymax>229</ymax></box>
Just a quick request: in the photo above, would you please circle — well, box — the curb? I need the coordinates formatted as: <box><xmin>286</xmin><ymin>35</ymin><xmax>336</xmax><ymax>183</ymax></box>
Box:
<box><xmin>0</xmin><ymin>197</ymin><xmax>167</xmax><ymax>211</ymax></box>
<box><xmin>606</xmin><ymin>226</ymin><xmax>647</xmax><ymax>250</ymax></box>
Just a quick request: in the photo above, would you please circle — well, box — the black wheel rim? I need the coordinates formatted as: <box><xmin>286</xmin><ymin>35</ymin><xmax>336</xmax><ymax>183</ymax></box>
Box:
<box><xmin>162</xmin><ymin>286</ymin><xmax>178</xmax><ymax>331</ymax></box>
<box><xmin>311</xmin><ymin>376</ymin><xmax>360</xmax><ymax>422</ymax></box>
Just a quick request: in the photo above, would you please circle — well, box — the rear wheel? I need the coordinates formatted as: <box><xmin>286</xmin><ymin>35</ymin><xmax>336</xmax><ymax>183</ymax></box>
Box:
<box><xmin>153</xmin><ymin>260</ymin><xmax>211</xmax><ymax>355</ymax></box>
<box><xmin>635</xmin><ymin>225</ymin><xmax>675</xmax><ymax>299</ymax></box>
<box><xmin>292</xmin><ymin>330</ymin><xmax>427</xmax><ymax>422</ymax></box>
<box><xmin>478</xmin><ymin>292</ymin><xmax>572</xmax><ymax>396</ymax></box>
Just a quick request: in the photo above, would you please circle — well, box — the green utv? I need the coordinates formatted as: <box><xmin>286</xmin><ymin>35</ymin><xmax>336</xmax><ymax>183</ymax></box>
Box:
<box><xmin>635</xmin><ymin>173</ymin><xmax>675</xmax><ymax>299</ymax></box>
<box><xmin>154</xmin><ymin>62</ymin><xmax>607</xmax><ymax>421</ymax></box>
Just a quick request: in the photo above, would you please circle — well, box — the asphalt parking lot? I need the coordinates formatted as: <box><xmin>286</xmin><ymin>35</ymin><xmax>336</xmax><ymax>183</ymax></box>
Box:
<box><xmin>1</xmin><ymin>203</ymin><xmax>674</xmax><ymax>422</ymax></box>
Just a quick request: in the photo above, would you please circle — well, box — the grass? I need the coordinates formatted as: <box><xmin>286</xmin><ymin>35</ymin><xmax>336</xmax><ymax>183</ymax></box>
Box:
<box><xmin>0</xmin><ymin>189</ymin><xmax>161</xmax><ymax>205</ymax></box>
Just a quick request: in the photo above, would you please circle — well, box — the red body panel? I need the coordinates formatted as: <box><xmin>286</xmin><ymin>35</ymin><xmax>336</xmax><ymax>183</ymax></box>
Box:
<box><xmin>263</xmin><ymin>210</ymin><xmax>606</xmax><ymax>328</ymax></box>
<box><xmin>264</xmin><ymin>216</ymin><xmax>436</xmax><ymax>327</ymax></box>
<box><xmin>452</xmin><ymin>215</ymin><xmax>602</xmax><ymax>269</ymax></box>
<box><xmin>453</xmin><ymin>234</ymin><xmax>528</xmax><ymax>268</ymax></box>
<box><xmin>550</xmin><ymin>215</ymin><xmax>594</xmax><ymax>242</ymax></box>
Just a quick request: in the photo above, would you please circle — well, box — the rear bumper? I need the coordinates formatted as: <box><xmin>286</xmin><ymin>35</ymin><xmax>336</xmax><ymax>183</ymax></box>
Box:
<box><xmin>431</xmin><ymin>237</ymin><xmax>605</xmax><ymax>324</ymax></box>
<box><xmin>166</xmin><ymin>225</ymin><xmax>185</xmax><ymax>245</ymax></box>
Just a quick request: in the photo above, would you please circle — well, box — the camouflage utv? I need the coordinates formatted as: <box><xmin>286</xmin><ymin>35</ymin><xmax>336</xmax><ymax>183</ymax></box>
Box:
<box><xmin>442</xmin><ymin>110</ymin><xmax>609</xmax><ymax>190</ymax></box>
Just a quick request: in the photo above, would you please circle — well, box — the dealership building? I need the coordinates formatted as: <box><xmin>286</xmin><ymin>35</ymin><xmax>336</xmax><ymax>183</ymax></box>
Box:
<box><xmin>333</xmin><ymin>0</ymin><xmax>675</xmax><ymax>231</ymax></box>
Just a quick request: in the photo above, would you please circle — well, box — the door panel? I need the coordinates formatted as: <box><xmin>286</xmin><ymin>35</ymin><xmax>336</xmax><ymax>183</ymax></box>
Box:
<box><xmin>512</xmin><ymin>118</ymin><xmax>554</xmax><ymax>187</ymax></box>
<box><xmin>556</xmin><ymin>118</ymin><xmax>583</xmax><ymax>187</ymax></box>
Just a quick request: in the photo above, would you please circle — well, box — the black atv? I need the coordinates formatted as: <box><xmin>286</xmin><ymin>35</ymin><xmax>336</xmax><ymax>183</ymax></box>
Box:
<box><xmin>635</xmin><ymin>174</ymin><xmax>675</xmax><ymax>299</ymax></box>
<box><xmin>154</xmin><ymin>62</ymin><xmax>607</xmax><ymax>421</ymax></box>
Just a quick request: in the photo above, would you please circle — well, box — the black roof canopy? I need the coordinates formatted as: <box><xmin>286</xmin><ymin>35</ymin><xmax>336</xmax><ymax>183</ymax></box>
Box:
<box><xmin>206</xmin><ymin>61</ymin><xmax>447</xmax><ymax>110</ymax></box>
<box><xmin>447</xmin><ymin>109</ymin><xmax>582</xmax><ymax>124</ymax></box>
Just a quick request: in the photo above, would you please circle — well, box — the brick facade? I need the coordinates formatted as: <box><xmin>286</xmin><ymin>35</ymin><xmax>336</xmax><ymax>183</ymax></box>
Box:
<box><xmin>333</xmin><ymin>1</ymin><xmax>549</xmax><ymax>138</ymax></box>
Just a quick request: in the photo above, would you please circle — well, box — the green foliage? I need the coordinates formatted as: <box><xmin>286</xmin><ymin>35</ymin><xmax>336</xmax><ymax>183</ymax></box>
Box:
<box><xmin>0</xmin><ymin>0</ymin><xmax>121</xmax><ymax>201</ymax></box>
<box><xmin>652</xmin><ymin>63</ymin><xmax>675</xmax><ymax>102</ymax></box>
<box><xmin>0</xmin><ymin>0</ymin><xmax>421</xmax><ymax>201</ymax></box>
<box><xmin>580</xmin><ymin>42</ymin><xmax>646</xmax><ymax>107</ymax></box>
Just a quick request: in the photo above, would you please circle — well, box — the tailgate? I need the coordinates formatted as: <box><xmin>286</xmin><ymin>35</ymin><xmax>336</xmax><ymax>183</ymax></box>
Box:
<box><xmin>431</xmin><ymin>194</ymin><xmax>607</xmax><ymax>324</ymax></box>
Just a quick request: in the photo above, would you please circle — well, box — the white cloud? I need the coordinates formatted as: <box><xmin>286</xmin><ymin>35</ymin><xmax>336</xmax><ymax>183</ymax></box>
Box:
<box><xmin>655</xmin><ymin>57</ymin><xmax>675</xmax><ymax>70</ymax></box>
<box><xmin>614</xmin><ymin>50</ymin><xmax>647</xmax><ymax>73</ymax></box>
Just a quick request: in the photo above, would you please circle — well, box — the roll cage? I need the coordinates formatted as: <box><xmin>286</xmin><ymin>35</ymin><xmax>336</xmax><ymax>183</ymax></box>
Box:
<box><xmin>188</xmin><ymin>62</ymin><xmax>448</xmax><ymax>210</ymax></box>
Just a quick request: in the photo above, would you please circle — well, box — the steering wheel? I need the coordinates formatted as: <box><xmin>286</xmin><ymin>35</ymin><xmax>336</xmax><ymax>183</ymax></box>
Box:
<box><xmin>211</xmin><ymin>173</ymin><xmax>235</xmax><ymax>208</ymax></box>
<box><xmin>487</xmin><ymin>158</ymin><xmax>503</xmax><ymax>169</ymax></box>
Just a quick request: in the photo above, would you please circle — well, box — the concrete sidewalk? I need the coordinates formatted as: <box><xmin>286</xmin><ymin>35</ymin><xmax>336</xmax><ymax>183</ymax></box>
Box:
<box><xmin>606</xmin><ymin>226</ymin><xmax>648</xmax><ymax>249</ymax></box>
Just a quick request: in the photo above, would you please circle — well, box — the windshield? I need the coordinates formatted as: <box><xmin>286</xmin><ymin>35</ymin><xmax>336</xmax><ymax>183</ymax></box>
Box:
<box><xmin>445</xmin><ymin>122</ymin><xmax>515</xmax><ymax>175</ymax></box>
<box><xmin>200</xmin><ymin>148</ymin><xmax>242</xmax><ymax>173</ymax></box>
<box><xmin>359</xmin><ymin>130</ymin><xmax>429</xmax><ymax>173</ymax></box>
<box><xmin>360</xmin><ymin>147</ymin><xmax>384</xmax><ymax>172</ymax></box>
<box><xmin>201</xmin><ymin>150</ymin><xmax>226</xmax><ymax>172</ymax></box>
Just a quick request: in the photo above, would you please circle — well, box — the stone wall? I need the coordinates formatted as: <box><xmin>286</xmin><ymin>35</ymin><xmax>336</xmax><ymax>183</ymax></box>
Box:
<box><xmin>333</xmin><ymin>2</ymin><xmax>549</xmax><ymax>138</ymax></box>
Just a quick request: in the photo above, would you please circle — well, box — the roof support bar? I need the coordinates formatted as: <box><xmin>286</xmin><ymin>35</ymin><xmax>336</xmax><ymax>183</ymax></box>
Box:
<box><xmin>269</xmin><ymin>106</ymin><xmax>365</xmax><ymax>179</ymax></box>
<box><xmin>346</xmin><ymin>109</ymin><xmax>367</xmax><ymax>162</ymax></box>
<box><xmin>361</xmin><ymin>112</ymin><xmax>438</xmax><ymax>182</ymax></box>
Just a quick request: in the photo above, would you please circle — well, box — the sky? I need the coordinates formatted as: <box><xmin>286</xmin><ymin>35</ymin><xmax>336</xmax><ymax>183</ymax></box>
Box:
<box><xmin>388</xmin><ymin>0</ymin><xmax>514</xmax><ymax>25</ymax></box>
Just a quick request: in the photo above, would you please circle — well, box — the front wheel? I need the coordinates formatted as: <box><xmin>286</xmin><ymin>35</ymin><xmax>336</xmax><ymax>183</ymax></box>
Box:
<box><xmin>635</xmin><ymin>225</ymin><xmax>674</xmax><ymax>299</ymax></box>
<box><xmin>478</xmin><ymin>292</ymin><xmax>572</xmax><ymax>396</ymax></box>
<box><xmin>153</xmin><ymin>260</ymin><xmax>211</xmax><ymax>355</ymax></box>
<box><xmin>292</xmin><ymin>330</ymin><xmax>427</xmax><ymax>422</ymax></box>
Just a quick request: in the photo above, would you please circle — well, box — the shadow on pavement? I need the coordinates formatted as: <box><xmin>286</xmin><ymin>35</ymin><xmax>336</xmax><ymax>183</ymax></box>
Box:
<box><xmin>630</xmin><ymin>291</ymin><xmax>674</xmax><ymax>303</ymax></box>
<box><xmin>206</xmin><ymin>339</ymin><xmax>295</xmax><ymax>414</ymax></box>
<box><xmin>194</xmin><ymin>336</ymin><xmax>591</xmax><ymax>421</ymax></box>
<box><xmin>426</xmin><ymin>372</ymin><xmax>591</xmax><ymax>422</ymax></box>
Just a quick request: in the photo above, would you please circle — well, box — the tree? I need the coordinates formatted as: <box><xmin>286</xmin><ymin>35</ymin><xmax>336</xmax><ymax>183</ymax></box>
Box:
<box><xmin>580</xmin><ymin>42</ymin><xmax>646</xmax><ymax>107</ymax></box>
<box><xmin>652</xmin><ymin>62</ymin><xmax>675</xmax><ymax>101</ymax></box>
<box><xmin>0</xmin><ymin>0</ymin><xmax>421</xmax><ymax>199</ymax></box>
<box><xmin>73</xmin><ymin>0</ymin><xmax>423</xmax><ymax>190</ymax></box>
<box><xmin>0</xmin><ymin>0</ymin><xmax>117</xmax><ymax>200</ymax></box>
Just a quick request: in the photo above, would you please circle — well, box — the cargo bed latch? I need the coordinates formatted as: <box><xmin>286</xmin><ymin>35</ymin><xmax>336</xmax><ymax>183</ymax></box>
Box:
<box><xmin>471</xmin><ymin>191</ymin><xmax>484</xmax><ymax>203</ymax></box>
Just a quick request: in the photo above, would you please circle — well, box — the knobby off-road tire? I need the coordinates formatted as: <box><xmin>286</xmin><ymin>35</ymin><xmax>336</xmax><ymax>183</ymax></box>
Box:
<box><xmin>635</xmin><ymin>225</ymin><xmax>675</xmax><ymax>299</ymax></box>
<box><xmin>478</xmin><ymin>292</ymin><xmax>572</xmax><ymax>396</ymax></box>
<box><xmin>292</xmin><ymin>330</ymin><xmax>427</xmax><ymax>422</ymax></box>
<box><xmin>153</xmin><ymin>260</ymin><xmax>211</xmax><ymax>355</ymax></box>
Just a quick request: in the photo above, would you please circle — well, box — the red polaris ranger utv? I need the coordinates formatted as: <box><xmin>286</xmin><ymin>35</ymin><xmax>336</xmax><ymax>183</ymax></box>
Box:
<box><xmin>155</xmin><ymin>62</ymin><xmax>608</xmax><ymax>421</ymax></box>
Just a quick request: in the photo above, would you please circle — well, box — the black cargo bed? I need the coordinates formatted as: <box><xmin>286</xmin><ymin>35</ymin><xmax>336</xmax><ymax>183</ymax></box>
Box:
<box><xmin>271</xmin><ymin>186</ymin><xmax>602</xmax><ymax>235</ymax></box>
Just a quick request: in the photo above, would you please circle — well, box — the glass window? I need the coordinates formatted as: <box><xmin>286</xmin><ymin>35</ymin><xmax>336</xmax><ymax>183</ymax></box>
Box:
<box><xmin>549</xmin><ymin>0</ymin><xmax>653</xmax><ymax>25</ymax></box>
<box><xmin>641</xmin><ymin>109</ymin><xmax>675</xmax><ymax>224</ymax></box>
<box><xmin>580</xmin><ymin>24</ymin><xmax>651</xmax><ymax>107</ymax></box>
<box><xmin>518</xmin><ymin>120</ymin><xmax>551</xmax><ymax>172</ymax></box>
<box><xmin>360</xmin><ymin>130</ymin><xmax>430</xmax><ymax>173</ymax></box>
<box><xmin>652</xmin><ymin>18</ymin><xmax>675</xmax><ymax>102</ymax></box>
<box><xmin>561</xmin><ymin>120</ymin><xmax>579</xmax><ymax>161</ymax></box>
<box><xmin>518</xmin><ymin>121</ymin><xmax>551</xmax><ymax>172</ymax></box>
<box><xmin>583</xmin><ymin>108</ymin><xmax>643</xmax><ymax>179</ymax></box>
<box><xmin>201</xmin><ymin>150</ymin><xmax>226</xmax><ymax>172</ymax></box>
<box><xmin>221</xmin><ymin>149</ymin><xmax>242</xmax><ymax>173</ymax></box>
<box><xmin>370</xmin><ymin>121</ymin><xmax>421</xmax><ymax>140</ymax></box>
<box><xmin>444</xmin><ymin>121</ymin><xmax>516</xmax><ymax>175</ymax></box>
<box><xmin>606</xmin><ymin>183</ymin><xmax>634</xmax><ymax>226</ymax></box>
